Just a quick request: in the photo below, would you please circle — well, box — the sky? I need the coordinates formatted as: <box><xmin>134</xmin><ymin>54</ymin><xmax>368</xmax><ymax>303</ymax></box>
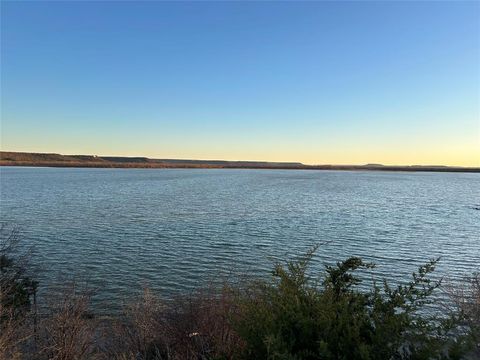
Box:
<box><xmin>1</xmin><ymin>1</ymin><xmax>479</xmax><ymax>166</ymax></box>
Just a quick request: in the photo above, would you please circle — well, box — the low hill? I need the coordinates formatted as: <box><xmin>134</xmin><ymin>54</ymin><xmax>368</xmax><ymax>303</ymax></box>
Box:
<box><xmin>0</xmin><ymin>151</ymin><xmax>304</xmax><ymax>169</ymax></box>
<box><xmin>0</xmin><ymin>151</ymin><xmax>479</xmax><ymax>172</ymax></box>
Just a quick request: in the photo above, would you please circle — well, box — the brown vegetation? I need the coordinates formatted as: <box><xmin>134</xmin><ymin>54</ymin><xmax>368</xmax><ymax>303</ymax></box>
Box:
<box><xmin>105</xmin><ymin>287</ymin><xmax>243</xmax><ymax>360</ymax></box>
<box><xmin>1</xmin><ymin>228</ymin><xmax>479</xmax><ymax>359</ymax></box>
<box><xmin>445</xmin><ymin>273</ymin><xmax>480</xmax><ymax>358</ymax></box>
<box><xmin>2</xmin><ymin>151</ymin><xmax>479</xmax><ymax>172</ymax></box>
<box><xmin>1</xmin><ymin>285</ymin><xmax>243</xmax><ymax>360</ymax></box>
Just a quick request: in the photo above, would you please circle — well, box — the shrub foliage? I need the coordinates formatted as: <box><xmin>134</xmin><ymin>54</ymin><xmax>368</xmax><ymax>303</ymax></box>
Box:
<box><xmin>233</xmin><ymin>248</ymin><xmax>473</xmax><ymax>360</ymax></box>
<box><xmin>0</xmin><ymin>234</ymin><xmax>478</xmax><ymax>360</ymax></box>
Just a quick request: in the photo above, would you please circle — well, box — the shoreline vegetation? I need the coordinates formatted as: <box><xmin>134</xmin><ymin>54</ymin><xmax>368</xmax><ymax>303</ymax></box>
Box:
<box><xmin>1</xmin><ymin>151</ymin><xmax>479</xmax><ymax>173</ymax></box>
<box><xmin>1</xmin><ymin>229</ymin><xmax>479</xmax><ymax>359</ymax></box>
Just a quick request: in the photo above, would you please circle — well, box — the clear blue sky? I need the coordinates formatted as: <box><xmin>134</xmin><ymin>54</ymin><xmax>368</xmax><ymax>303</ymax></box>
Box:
<box><xmin>1</xmin><ymin>1</ymin><xmax>479</xmax><ymax>165</ymax></box>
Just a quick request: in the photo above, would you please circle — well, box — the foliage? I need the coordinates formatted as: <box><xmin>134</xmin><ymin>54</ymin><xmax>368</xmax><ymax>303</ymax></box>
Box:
<box><xmin>446</xmin><ymin>272</ymin><xmax>480</xmax><ymax>358</ymax></box>
<box><xmin>107</xmin><ymin>286</ymin><xmax>242</xmax><ymax>360</ymax></box>
<box><xmin>0</xmin><ymin>226</ymin><xmax>37</xmax><ymax>320</ymax></box>
<box><xmin>0</xmin><ymin>227</ymin><xmax>37</xmax><ymax>360</ymax></box>
<box><xmin>233</xmin><ymin>247</ymin><xmax>472</xmax><ymax>360</ymax></box>
<box><xmin>35</xmin><ymin>283</ymin><xmax>97</xmax><ymax>360</ymax></box>
<box><xmin>0</xmin><ymin>233</ymin><xmax>477</xmax><ymax>360</ymax></box>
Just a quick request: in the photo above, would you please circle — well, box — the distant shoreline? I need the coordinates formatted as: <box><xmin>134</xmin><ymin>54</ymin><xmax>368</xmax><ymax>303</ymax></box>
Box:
<box><xmin>1</xmin><ymin>151</ymin><xmax>479</xmax><ymax>173</ymax></box>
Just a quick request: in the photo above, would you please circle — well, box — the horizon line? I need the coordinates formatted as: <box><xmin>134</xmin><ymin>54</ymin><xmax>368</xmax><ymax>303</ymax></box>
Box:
<box><xmin>1</xmin><ymin>150</ymin><xmax>479</xmax><ymax>169</ymax></box>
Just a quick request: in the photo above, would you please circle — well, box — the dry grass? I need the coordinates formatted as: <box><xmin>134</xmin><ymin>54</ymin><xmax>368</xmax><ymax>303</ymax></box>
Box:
<box><xmin>0</xmin><ymin>309</ymin><xmax>30</xmax><ymax>360</ymax></box>
<box><xmin>33</xmin><ymin>284</ymin><xmax>98</xmax><ymax>360</ymax></box>
<box><xmin>2</xmin><ymin>224</ymin><xmax>478</xmax><ymax>360</ymax></box>
<box><xmin>442</xmin><ymin>273</ymin><xmax>480</xmax><ymax>359</ymax></box>
<box><xmin>106</xmin><ymin>286</ymin><xmax>243</xmax><ymax>360</ymax></box>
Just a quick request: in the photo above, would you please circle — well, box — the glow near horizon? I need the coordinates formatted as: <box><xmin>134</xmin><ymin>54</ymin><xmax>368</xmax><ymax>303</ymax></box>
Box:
<box><xmin>1</xmin><ymin>2</ymin><xmax>479</xmax><ymax>166</ymax></box>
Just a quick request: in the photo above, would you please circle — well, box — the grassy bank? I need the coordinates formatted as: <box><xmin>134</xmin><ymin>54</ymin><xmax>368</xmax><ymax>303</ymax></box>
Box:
<box><xmin>1</xmin><ymin>231</ymin><xmax>479</xmax><ymax>359</ymax></box>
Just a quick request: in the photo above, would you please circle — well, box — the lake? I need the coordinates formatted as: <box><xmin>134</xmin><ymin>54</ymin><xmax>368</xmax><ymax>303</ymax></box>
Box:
<box><xmin>1</xmin><ymin>167</ymin><xmax>479</xmax><ymax>309</ymax></box>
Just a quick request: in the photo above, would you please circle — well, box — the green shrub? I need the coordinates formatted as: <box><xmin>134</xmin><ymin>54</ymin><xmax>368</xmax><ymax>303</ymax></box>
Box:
<box><xmin>0</xmin><ymin>227</ymin><xmax>37</xmax><ymax>321</ymax></box>
<box><xmin>233</xmin><ymin>247</ymin><xmax>472</xmax><ymax>360</ymax></box>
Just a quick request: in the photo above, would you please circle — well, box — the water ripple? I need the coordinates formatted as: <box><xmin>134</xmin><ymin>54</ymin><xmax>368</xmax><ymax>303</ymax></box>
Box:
<box><xmin>0</xmin><ymin>167</ymin><xmax>479</xmax><ymax>311</ymax></box>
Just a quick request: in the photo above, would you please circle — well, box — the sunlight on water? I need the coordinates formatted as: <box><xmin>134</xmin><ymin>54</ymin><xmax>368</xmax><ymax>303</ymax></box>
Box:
<box><xmin>1</xmin><ymin>167</ymin><xmax>479</xmax><ymax>309</ymax></box>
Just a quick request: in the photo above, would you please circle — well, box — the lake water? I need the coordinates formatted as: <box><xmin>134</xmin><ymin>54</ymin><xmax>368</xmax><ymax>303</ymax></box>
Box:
<box><xmin>1</xmin><ymin>167</ymin><xmax>479</xmax><ymax>309</ymax></box>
